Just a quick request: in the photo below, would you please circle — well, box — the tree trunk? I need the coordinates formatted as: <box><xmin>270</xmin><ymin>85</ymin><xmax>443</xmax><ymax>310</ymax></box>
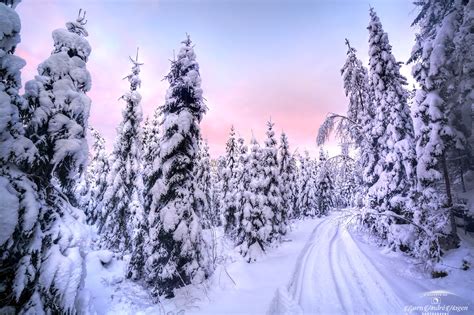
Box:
<box><xmin>440</xmin><ymin>152</ymin><xmax>460</xmax><ymax>249</ymax></box>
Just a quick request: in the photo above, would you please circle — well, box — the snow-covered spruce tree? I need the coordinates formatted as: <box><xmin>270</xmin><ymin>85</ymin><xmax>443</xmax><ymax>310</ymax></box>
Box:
<box><xmin>143</xmin><ymin>107</ymin><xmax>160</xmax><ymax>189</ymax></box>
<box><xmin>453</xmin><ymin>0</ymin><xmax>473</xmax><ymax>153</ymax></box>
<box><xmin>332</xmin><ymin>143</ymin><xmax>356</xmax><ymax>208</ymax></box>
<box><xmin>290</xmin><ymin>152</ymin><xmax>301</xmax><ymax>219</ymax></box>
<box><xmin>74</xmin><ymin>168</ymin><xmax>90</xmax><ymax>215</ymax></box>
<box><xmin>408</xmin><ymin>0</ymin><xmax>473</xmax><ymax>257</ymax></box>
<box><xmin>234</xmin><ymin>136</ymin><xmax>250</xmax><ymax>244</ymax></box>
<box><xmin>138</xmin><ymin>107</ymin><xmax>162</xmax><ymax>277</ymax></box>
<box><xmin>194</xmin><ymin>137</ymin><xmax>212</xmax><ymax>229</ymax></box>
<box><xmin>316</xmin><ymin>148</ymin><xmax>334</xmax><ymax>217</ymax></box>
<box><xmin>237</xmin><ymin>136</ymin><xmax>271</xmax><ymax>262</ymax></box>
<box><xmin>87</xmin><ymin>127</ymin><xmax>109</xmax><ymax>227</ymax></box>
<box><xmin>25</xmin><ymin>10</ymin><xmax>92</xmax><ymax>207</ymax></box>
<box><xmin>210</xmin><ymin>156</ymin><xmax>226</xmax><ymax>227</ymax></box>
<box><xmin>0</xmin><ymin>2</ymin><xmax>40</xmax><ymax>313</ymax></box>
<box><xmin>278</xmin><ymin>132</ymin><xmax>295</xmax><ymax>229</ymax></box>
<box><xmin>145</xmin><ymin>35</ymin><xmax>209</xmax><ymax>299</ymax></box>
<box><xmin>222</xmin><ymin>126</ymin><xmax>239</xmax><ymax>236</ymax></box>
<box><xmin>101</xmin><ymin>51</ymin><xmax>145</xmax><ymax>254</ymax></box>
<box><xmin>12</xmin><ymin>9</ymin><xmax>91</xmax><ymax>313</ymax></box>
<box><xmin>260</xmin><ymin>120</ymin><xmax>283</xmax><ymax>242</ymax></box>
<box><xmin>297</xmin><ymin>151</ymin><xmax>318</xmax><ymax>218</ymax></box>
<box><xmin>364</xmin><ymin>9</ymin><xmax>417</xmax><ymax>244</ymax></box>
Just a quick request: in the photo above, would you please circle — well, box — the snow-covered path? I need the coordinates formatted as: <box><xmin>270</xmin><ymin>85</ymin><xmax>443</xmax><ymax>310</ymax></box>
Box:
<box><xmin>269</xmin><ymin>213</ymin><xmax>473</xmax><ymax>315</ymax></box>
<box><xmin>85</xmin><ymin>213</ymin><xmax>473</xmax><ymax>314</ymax></box>
<box><xmin>278</xmin><ymin>215</ymin><xmax>404</xmax><ymax>314</ymax></box>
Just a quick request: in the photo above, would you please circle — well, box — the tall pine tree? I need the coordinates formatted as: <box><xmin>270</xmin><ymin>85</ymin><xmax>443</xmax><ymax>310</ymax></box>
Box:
<box><xmin>234</xmin><ymin>136</ymin><xmax>250</xmax><ymax>246</ymax></box>
<box><xmin>408</xmin><ymin>0</ymin><xmax>473</xmax><ymax>259</ymax></box>
<box><xmin>0</xmin><ymin>2</ymin><xmax>39</xmax><ymax>312</ymax></box>
<box><xmin>237</xmin><ymin>137</ymin><xmax>270</xmax><ymax>262</ymax></box>
<box><xmin>365</xmin><ymin>9</ymin><xmax>417</xmax><ymax>243</ymax></box>
<box><xmin>9</xmin><ymin>9</ymin><xmax>92</xmax><ymax>313</ymax></box>
<box><xmin>260</xmin><ymin>121</ymin><xmax>283</xmax><ymax>242</ymax></box>
<box><xmin>297</xmin><ymin>152</ymin><xmax>318</xmax><ymax>218</ymax></box>
<box><xmin>87</xmin><ymin>127</ymin><xmax>109</xmax><ymax>226</ymax></box>
<box><xmin>101</xmin><ymin>51</ymin><xmax>145</xmax><ymax>253</ymax></box>
<box><xmin>316</xmin><ymin>148</ymin><xmax>334</xmax><ymax>217</ymax></box>
<box><xmin>143</xmin><ymin>107</ymin><xmax>160</xmax><ymax>189</ymax></box>
<box><xmin>145</xmin><ymin>35</ymin><xmax>209</xmax><ymax>299</ymax></box>
<box><xmin>222</xmin><ymin>126</ymin><xmax>238</xmax><ymax>236</ymax></box>
<box><xmin>278</xmin><ymin>132</ymin><xmax>294</xmax><ymax>233</ymax></box>
<box><xmin>194</xmin><ymin>137</ymin><xmax>212</xmax><ymax>229</ymax></box>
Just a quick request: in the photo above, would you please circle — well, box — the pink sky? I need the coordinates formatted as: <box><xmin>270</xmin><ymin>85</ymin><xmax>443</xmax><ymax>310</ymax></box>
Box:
<box><xmin>16</xmin><ymin>0</ymin><xmax>416</xmax><ymax>157</ymax></box>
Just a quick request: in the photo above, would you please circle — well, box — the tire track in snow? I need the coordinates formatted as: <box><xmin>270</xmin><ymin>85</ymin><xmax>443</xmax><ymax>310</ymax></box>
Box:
<box><xmin>269</xmin><ymin>214</ymin><xmax>411</xmax><ymax>314</ymax></box>
<box><xmin>284</xmin><ymin>218</ymin><xmax>346</xmax><ymax>314</ymax></box>
<box><xmin>338</xmin><ymin>225</ymin><xmax>404</xmax><ymax>313</ymax></box>
<box><xmin>330</xmin><ymin>225</ymin><xmax>371</xmax><ymax>314</ymax></box>
<box><xmin>286</xmin><ymin>219</ymin><xmax>328</xmax><ymax>301</ymax></box>
<box><xmin>327</xmin><ymin>224</ymin><xmax>349</xmax><ymax>314</ymax></box>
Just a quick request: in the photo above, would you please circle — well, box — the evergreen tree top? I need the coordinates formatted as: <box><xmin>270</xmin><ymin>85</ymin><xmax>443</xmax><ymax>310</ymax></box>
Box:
<box><xmin>0</xmin><ymin>0</ymin><xmax>21</xmax><ymax>8</ymax></box>
<box><xmin>280</xmin><ymin>132</ymin><xmax>289</xmax><ymax>149</ymax></box>
<box><xmin>344</xmin><ymin>38</ymin><xmax>356</xmax><ymax>55</ymax></box>
<box><xmin>50</xmin><ymin>9</ymin><xmax>91</xmax><ymax>63</ymax></box>
<box><xmin>368</xmin><ymin>8</ymin><xmax>407</xmax><ymax>95</ymax></box>
<box><xmin>66</xmin><ymin>9</ymin><xmax>88</xmax><ymax>37</ymax></box>
<box><xmin>162</xmin><ymin>34</ymin><xmax>206</xmax><ymax>121</ymax></box>
<box><xmin>265</xmin><ymin>120</ymin><xmax>277</xmax><ymax>148</ymax></box>
<box><xmin>124</xmin><ymin>48</ymin><xmax>143</xmax><ymax>92</ymax></box>
<box><xmin>90</xmin><ymin>127</ymin><xmax>106</xmax><ymax>152</ymax></box>
<box><xmin>226</xmin><ymin>126</ymin><xmax>237</xmax><ymax>155</ymax></box>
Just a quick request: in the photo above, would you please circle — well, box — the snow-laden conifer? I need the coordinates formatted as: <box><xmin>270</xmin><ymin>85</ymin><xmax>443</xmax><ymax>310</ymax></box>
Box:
<box><xmin>237</xmin><ymin>137</ymin><xmax>270</xmax><ymax>262</ymax></box>
<box><xmin>260</xmin><ymin>121</ymin><xmax>283</xmax><ymax>241</ymax></box>
<box><xmin>365</xmin><ymin>9</ymin><xmax>417</xmax><ymax>242</ymax></box>
<box><xmin>234</xmin><ymin>136</ymin><xmax>249</xmax><ymax>243</ymax></box>
<box><xmin>194</xmin><ymin>137</ymin><xmax>212</xmax><ymax>229</ymax></box>
<box><xmin>278</xmin><ymin>132</ymin><xmax>296</xmax><ymax>224</ymax></box>
<box><xmin>408</xmin><ymin>0</ymin><xmax>473</xmax><ymax>260</ymax></box>
<box><xmin>297</xmin><ymin>152</ymin><xmax>318</xmax><ymax>218</ymax></box>
<box><xmin>85</xmin><ymin>127</ymin><xmax>109</xmax><ymax>226</ymax></box>
<box><xmin>101</xmin><ymin>50</ymin><xmax>145</xmax><ymax>253</ymax></box>
<box><xmin>0</xmin><ymin>3</ymin><xmax>40</xmax><ymax>312</ymax></box>
<box><xmin>316</xmin><ymin>148</ymin><xmax>334</xmax><ymax>216</ymax></box>
<box><xmin>14</xmin><ymin>9</ymin><xmax>91</xmax><ymax>313</ymax></box>
<box><xmin>143</xmin><ymin>107</ymin><xmax>160</xmax><ymax>189</ymax></box>
<box><xmin>222</xmin><ymin>126</ymin><xmax>239</xmax><ymax>236</ymax></box>
<box><xmin>145</xmin><ymin>35</ymin><xmax>209</xmax><ymax>299</ymax></box>
<box><xmin>210</xmin><ymin>156</ymin><xmax>226</xmax><ymax>227</ymax></box>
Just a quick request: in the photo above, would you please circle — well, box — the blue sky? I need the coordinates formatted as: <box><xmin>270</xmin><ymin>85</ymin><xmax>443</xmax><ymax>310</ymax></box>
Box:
<box><xmin>16</xmin><ymin>0</ymin><xmax>417</xmax><ymax>156</ymax></box>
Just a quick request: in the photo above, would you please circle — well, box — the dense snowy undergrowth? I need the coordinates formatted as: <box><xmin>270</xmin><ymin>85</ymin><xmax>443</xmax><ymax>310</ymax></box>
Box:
<box><xmin>84</xmin><ymin>214</ymin><xmax>474</xmax><ymax>314</ymax></box>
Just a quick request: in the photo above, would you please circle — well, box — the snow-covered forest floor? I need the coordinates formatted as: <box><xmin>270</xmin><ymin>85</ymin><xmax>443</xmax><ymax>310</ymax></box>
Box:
<box><xmin>84</xmin><ymin>211</ymin><xmax>474</xmax><ymax>315</ymax></box>
<box><xmin>85</xmin><ymin>218</ymin><xmax>320</xmax><ymax>314</ymax></box>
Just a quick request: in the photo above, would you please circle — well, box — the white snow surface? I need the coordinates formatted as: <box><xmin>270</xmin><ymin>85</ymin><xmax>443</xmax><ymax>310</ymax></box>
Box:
<box><xmin>84</xmin><ymin>212</ymin><xmax>474</xmax><ymax>314</ymax></box>
<box><xmin>270</xmin><ymin>212</ymin><xmax>474</xmax><ymax>315</ymax></box>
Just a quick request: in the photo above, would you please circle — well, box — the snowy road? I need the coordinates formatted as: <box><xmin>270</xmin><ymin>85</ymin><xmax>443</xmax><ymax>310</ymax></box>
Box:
<box><xmin>283</xmin><ymin>215</ymin><xmax>404</xmax><ymax>314</ymax></box>
<box><xmin>268</xmin><ymin>214</ymin><xmax>473</xmax><ymax>315</ymax></box>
